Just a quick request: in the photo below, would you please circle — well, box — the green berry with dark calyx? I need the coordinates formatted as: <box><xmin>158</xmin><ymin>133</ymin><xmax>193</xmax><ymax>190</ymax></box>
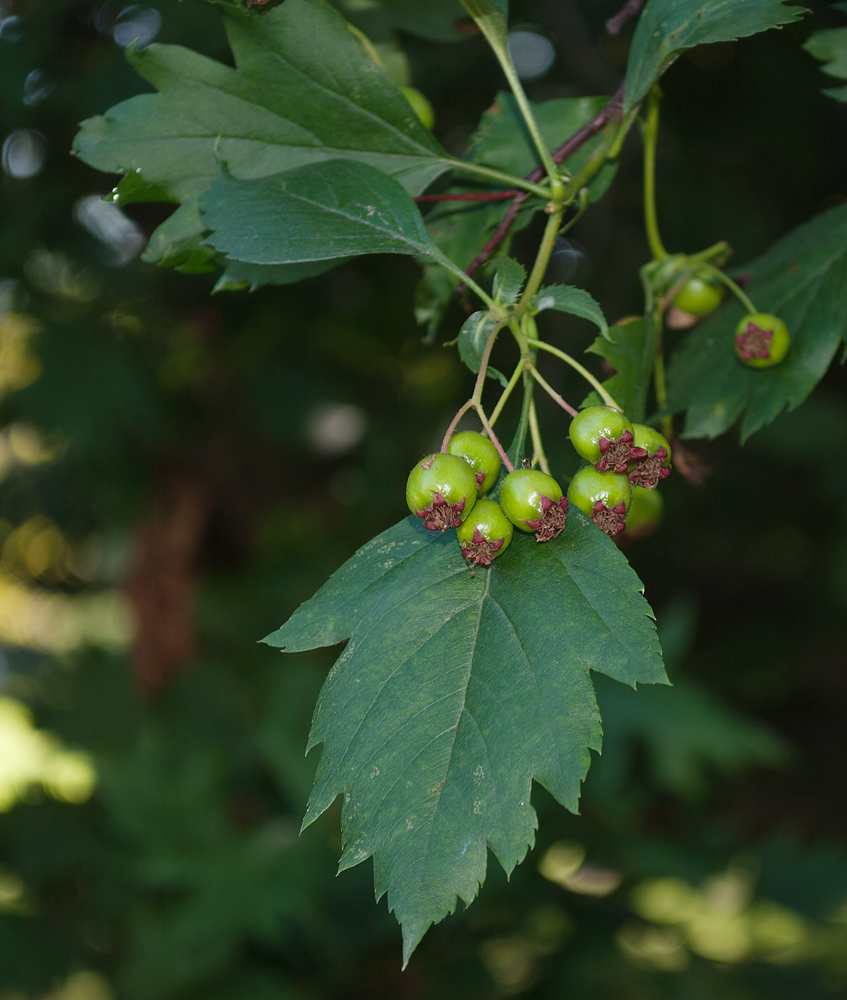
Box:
<box><xmin>734</xmin><ymin>313</ymin><xmax>790</xmax><ymax>367</ymax></box>
<box><xmin>448</xmin><ymin>430</ymin><xmax>502</xmax><ymax>494</ymax></box>
<box><xmin>567</xmin><ymin>466</ymin><xmax>631</xmax><ymax>537</ymax></box>
<box><xmin>406</xmin><ymin>453</ymin><xmax>477</xmax><ymax>532</ymax></box>
<box><xmin>569</xmin><ymin>406</ymin><xmax>636</xmax><ymax>473</ymax></box>
<box><xmin>627</xmin><ymin>424</ymin><xmax>672</xmax><ymax>490</ymax></box>
<box><xmin>672</xmin><ymin>271</ymin><xmax>723</xmax><ymax>317</ymax></box>
<box><xmin>457</xmin><ymin>499</ymin><xmax>513</xmax><ymax>567</ymax></box>
<box><xmin>622</xmin><ymin>485</ymin><xmax>663</xmax><ymax>542</ymax></box>
<box><xmin>499</xmin><ymin>469</ymin><xmax>568</xmax><ymax>542</ymax></box>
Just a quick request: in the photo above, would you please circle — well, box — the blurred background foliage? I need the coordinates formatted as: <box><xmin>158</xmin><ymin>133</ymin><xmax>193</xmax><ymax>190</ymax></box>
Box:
<box><xmin>1</xmin><ymin>0</ymin><xmax>847</xmax><ymax>996</ymax></box>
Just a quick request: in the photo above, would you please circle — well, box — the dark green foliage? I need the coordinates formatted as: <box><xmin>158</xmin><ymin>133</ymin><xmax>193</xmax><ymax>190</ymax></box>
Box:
<box><xmin>666</xmin><ymin>202</ymin><xmax>847</xmax><ymax>439</ymax></box>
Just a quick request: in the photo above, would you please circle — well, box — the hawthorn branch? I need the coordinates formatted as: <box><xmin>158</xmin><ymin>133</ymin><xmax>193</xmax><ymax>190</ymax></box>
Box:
<box><xmin>461</xmin><ymin>79</ymin><xmax>627</xmax><ymax>285</ymax></box>
<box><xmin>605</xmin><ymin>0</ymin><xmax>647</xmax><ymax>35</ymax></box>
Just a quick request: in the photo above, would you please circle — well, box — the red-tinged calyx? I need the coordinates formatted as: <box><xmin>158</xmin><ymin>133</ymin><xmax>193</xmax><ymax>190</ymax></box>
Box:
<box><xmin>595</xmin><ymin>430</ymin><xmax>637</xmax><ymax>474</ymax></box>
<box><xmin>524</xmin><ymin>494</ymin><xmax>569</xmax><ymax>542</ymax></box>
<box><xmin>591</xmin><ymin>500</ymin><xmax>627</xmax><ymax>536</ymax></box>
<box><xmin>461</xmin><ymin>527</ymin><xmax>505</xmax><ymax>567</ymax></box>
<box><xmin>735</xmin><ymin>322</ymin><xmax>773</xmax><ymax>361</ymax></box>
<box><xmin>416</xmin><ymin>492</ymin><xmax>467</xmax><ymax>532</ymax></box>
<box><xmin>628</xmin><ymin>447</ymin><xmax>671</xmax><ymax>490</ymax></box>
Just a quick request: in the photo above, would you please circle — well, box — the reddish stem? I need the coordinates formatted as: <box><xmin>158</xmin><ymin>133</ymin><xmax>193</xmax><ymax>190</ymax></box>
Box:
<box><xmin>606</xmin><ymin>0</ymin><xmax>647</xmax><ymax>35</ymax></box>
<box><xmin>440</xmin><ymin>400</ymin><xmax>474</xmax><ymax>452</ymax></box>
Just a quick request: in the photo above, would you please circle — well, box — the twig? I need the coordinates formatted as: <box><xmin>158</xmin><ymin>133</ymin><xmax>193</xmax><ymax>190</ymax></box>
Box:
<box><xmin>606</xmin><ymin>0</ymin><xmax>647</xmax><ymax>36</ymax></box>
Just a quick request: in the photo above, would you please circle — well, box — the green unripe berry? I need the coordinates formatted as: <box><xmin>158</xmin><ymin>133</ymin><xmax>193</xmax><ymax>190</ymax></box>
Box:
<box><xmin>448</xmin><ymin>430</ymin><xmax>501</xmax><ymax>494</ymax></box>
<box><xmin>499</xmin><ymin>468</ymin><xmax>568</xmax><ymax>542</ymax></box>
<box><xmin>567</xmin><ymin>466</ymin><xmax>631</xmax><ymax>537</ymax></box>
<box><xmin>628</xmin><ymin>424</ymin><xmax>672</xmax><ymax>490</ymax></box>
<box><xmin>624</xmin><ymin>485</ymin><xmax>663</xmax><ymax>540</ymax></box>
<box><xmin>456</xmin><ymin>499</ymin><xmax>513</xmax><ymax>566</ymax></box>
<box><xmin>401</xmin><ymin>86</ymin><xmax>435</xmax><ymax>130</ymax></box>
<box><xmin>569</xmin><ymin>406</ymin><xmax>636</xmax><ymax>472</ymax></box>
<box><xmin>406</xmin><ymin>453</ymin><xmax>477</xmax><ymax>532</ymax></box>
<box><xmin>734</xmin><ymin>313</ymin><xmax>790</xmax><ymax>368</ymax></box>
<box><xmin>672</xmin><ymin>272</ymin><xmax>723</xmax><ymax>317</ymax></box>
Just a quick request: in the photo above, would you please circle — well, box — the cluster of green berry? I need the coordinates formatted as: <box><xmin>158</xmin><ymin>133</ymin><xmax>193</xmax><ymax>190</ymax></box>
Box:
<box><xmin>566</xmin><ymin>406</ymin><xmax>671</xmax><ymax>538</ymax></box>
<box><xmin>406</xmin><ymin>430</ymin><xmax>568</xmax><ymax>567</ymax></box>
<box><xmin>406</xmin><ymin>407</ymin><xmax>673</xmax><ymax>567</ymax></box>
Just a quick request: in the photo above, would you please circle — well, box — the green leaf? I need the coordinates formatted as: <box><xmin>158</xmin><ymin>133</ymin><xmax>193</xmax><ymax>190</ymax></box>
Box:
<box><xmin>200</xmin><ymin>161</ymin><xmax>448</xmax><ymax>268</ymax></box>
<box><xmin>73</xmin><ymin>0</ymin><xmax>452</xmax><ymax>269</ymax></box>
<box><xmin>624</xmin><ymin>0</ymin><xmax>808</xmax><ymax>112</ymax></box>
<box><xmin>532</xmin><ymin>285</ymin><xmax>609</xmax><ymax>337</ymax></box>
<box><xmin>489</xmin><ymin>257</ymin><xmax>525</xmax><ymax>306</ymax></box>
<box><xmin>582</xmin><ymin>317</ymin><xmax>656</xmax><ymax>421</ymax></box>
<box><xmin>804</xmin><ymin>7</ymin><xmax>847</xmax><ymax>103</ymax></box>
<box><xmin>456</xmin><ymin>311</ymin><xmax>507</xmax><ymax>385</ymax></box>
<box><xmin>264</xmin><ymin>514</ymin><xmax>665</xmax><ymax>962</ymax></box>
<box><xmin>666</xmin><ymin>202</ymin><xmax>847</xmax><ymax>441</ymax></box>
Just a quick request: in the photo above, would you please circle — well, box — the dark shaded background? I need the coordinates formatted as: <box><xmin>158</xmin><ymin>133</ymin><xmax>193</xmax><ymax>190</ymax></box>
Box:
<box><xmin>1</xmin><ymin>1</ymin><xmax>847</xmax><ymax>996</ymax></box>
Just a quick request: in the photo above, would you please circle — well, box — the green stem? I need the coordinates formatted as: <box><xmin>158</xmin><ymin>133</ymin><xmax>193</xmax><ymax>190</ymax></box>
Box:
<box><xmin>525</xmin><ymin>338</ymin><xmax>622</xmax><ymax>411</ymax></box>
<box><xmin>471</xmin><ymin>321</ymin><xmax>506</xmax><ymax>406</ymax></box>
<box><xmin>434</xmin><ymin>254</ymin><xmax>495</xmax><ymax>308</ymax></box>
<box><xmin>528</xmin><ymin>399</ymin><xmax>551</xmax><ymax>475</ymax></box>
<box><xmin>526</xmin><ymin>364</ymin><xmax>579</xmax><ymax>418</ymax></box>
<box><xmin>515</xmin><ymin>207</ymin><xmax>565</xmax><ymax>314</ymax></box>
<box><xmin>651</xmin><ymin>302</ymin><xmax>673</xmax><ymax>440</ymax></box>
<box><xmin>448</xmin><ymin>158</ymin><xmax>551</xmax><ymax>199</ymax></box>
<box><xmin>697</xmin><ymin>262</ymin><xmax>758</xmax><ymax>314</ymax></box>
<box><xmin>476</xmin><ymin>405</ymin><xmax>515</xmax><ymax>472</ymax></box>
<box><xmin>642</xmin><ymin>86</ymin><xmax>667</xmax><ymax>261</ymax></box>
<box><xmin>489</xmin><ymin>360</ymin><xmax>524</xmax><ymax>427</ymax></box>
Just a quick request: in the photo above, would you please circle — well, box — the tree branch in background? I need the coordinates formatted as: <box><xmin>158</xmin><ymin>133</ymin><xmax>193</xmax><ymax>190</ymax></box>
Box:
<box><xmin>606</xmin><ymin>0</ymin><xmax>647</xmax><ymax>36</ymax></box>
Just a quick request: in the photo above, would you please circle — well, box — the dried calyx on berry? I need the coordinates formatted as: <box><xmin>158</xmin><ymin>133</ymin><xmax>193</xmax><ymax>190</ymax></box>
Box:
<box><xmin>627</xmin><ymin>424</ymin><xmax>672</xmax><ymax>490</ymax></box>
<box><xmin>448</xmin><ymin>430</ymin><xmax>502</xmax><ymax>494</ymax></box>
<box><xmin>567</xmin><ymin>466</ymin><xmax>631</xmax><ymax>537</ymax></box>
<box><xmin>569</xmin><ymin>405</ymin><xmax>637</xmax><ymax>474</ymax></box>
<box><xmin>734</xmin><ymin>313</ymin><xmax>790</xmax><ymax>368</ymax></box>
<box><xmin>406</xmin><ymin>453</ymin><xmax>477</xmax><ymax>531</ymax></box>
<box><xmin>499</xmin><ymin>469</ymin><xmax>568</xmax><ymax>543</ymax></box>
<box><xmin>457</xmin><ymin>499</ymin><xmax>513</xmax><ymax>567</ymax></box>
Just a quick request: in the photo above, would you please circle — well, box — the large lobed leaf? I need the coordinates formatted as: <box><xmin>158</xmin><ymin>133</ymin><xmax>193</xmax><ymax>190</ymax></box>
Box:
<box><xmin>73</xmin><ymin>0</ymin><xmax>451</xmax><ymax>272</ymax></box>
<box><xmin>264</xmin><ymin>514</ymin><xmax>666</xmax><ymax>962</ymax></box>
<box><xmin>666</xmin><ymin>202</ymin><xmax>847</xmax><ymax>441</ymax></box>
<box><xmin>624</xmin><ymin>0</ymin><xmax>808</xmax><ymax>112</ymax></box>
